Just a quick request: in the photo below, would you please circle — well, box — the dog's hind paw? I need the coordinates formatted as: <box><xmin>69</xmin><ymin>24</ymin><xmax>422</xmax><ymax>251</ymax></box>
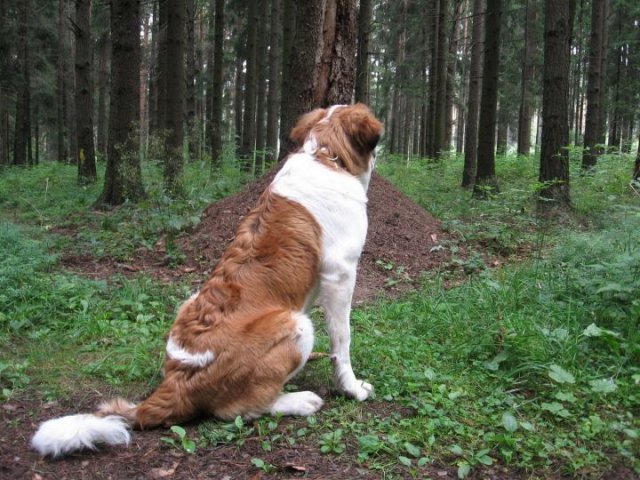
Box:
<box><xmin>269</xmin><ymin>391</ymin><xmax>324</xmax><ymax>416</ymax></box>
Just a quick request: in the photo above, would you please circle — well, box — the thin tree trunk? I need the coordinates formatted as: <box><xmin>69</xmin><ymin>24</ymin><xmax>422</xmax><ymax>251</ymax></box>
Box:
<box><xmin>185</xmin><ymin>0</ymin><xmax>197</xmax><ymax>160</ymax></box>
<box><xmin>0</xmin><ymin>0</ymin><xmax>9</xmax><ymax>166</ymax></box>
<box><xmin>66</xmin><ymin>4</ymin><xmax>78</xmax><ymax>165</ymax></box>
<box><xmin>355</xmin><ymin>0</ymin><xmax>372</xmax><ymax>103</ymax></box>
<box><xmin>163</xmin><ymin>0</ymin><xmax>186</xmax><ymax>196</ymax></box>
<box><xmin>13</xmin><ymin>0</ymin><xmax>30</xmax><ymax>166</ymax></box>
<box><xmin>433</xmin><ymin>0</ymin><xmax>448</xmax><ymax>158</ymax></box>
<box><xmin>239</xmin><ymin>0</ymin><xmax>258</xmax><ymax>171</ymax></box>
<box><xmin>581</xmin><ymin>0</ymin><xmax>604</xmax><ymax>170</ymax></box>
<box><xmin>517</xmin><ymin>0</ymin><xmax>536</xmax><ymax>156</ymax></box>
<box><xmin>57</xmin><ymin>0</ymin><xmax>68</xmax><ymax>162</ymax></box>
<box><xmin>210</xmin><ymin>0</ymin><xmax>224</xmax><ymax>167</ymax></box>
<box><xmin>96</xmin><ymin>32</ymin><xmax>110</xmax><ymax>158</ymax></box>
<box><xmin>265</xmin><ymin>0</ymin><xmax>282</xmax><ymax>165</ymax></box>
<box><xmin>156</xmin><ymin>0</ymin><xmax>168</xmax><ymax>133</ymax></box>
<box><xmin>538</xmin><ymin>0</ymin><xmax>575</xmax><ymax>212</ymax></box>
<box><xmin>473</xmin><ymin>0</ymin><xmax>501</xmax><ymax>197</ymax></box>
<box><xmin>96</xmin><ymin>0</ymin><xmax>145</xmax><ymax>207</ymax></box>
<box><xmin>462</xmin><ymin>0</ymin><xmax>483</xmax><ymax>187</ymax></box>
<box><xmin>75</xmin><ymin>0</ymin><xmax>97</xmax><ymax>184</ymax></box>
<box><xmin>255</xmin><ymin>0</ymin><xmax>269</xmax><ymax>172</ymax></box>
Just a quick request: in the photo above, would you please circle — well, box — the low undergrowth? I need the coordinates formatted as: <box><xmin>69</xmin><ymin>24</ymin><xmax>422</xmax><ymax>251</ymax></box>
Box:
<box><xmin>1</xmin><ymin>153</ymin><xmax>639</xmax><ymax>478</ymax></box>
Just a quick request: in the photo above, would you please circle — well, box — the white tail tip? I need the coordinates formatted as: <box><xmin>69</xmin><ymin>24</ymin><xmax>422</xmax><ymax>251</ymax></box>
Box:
<box><xmin>31</xmin><ymin>414</ymin><xmax>131</xmax><ymax>457</ymax></box>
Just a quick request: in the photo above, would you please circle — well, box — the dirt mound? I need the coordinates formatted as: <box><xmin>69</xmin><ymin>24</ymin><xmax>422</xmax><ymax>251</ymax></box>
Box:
<box><xmin>179</xmin><ymin>170</ymin><xmax>457</xmax><ymax>304</ymax></box>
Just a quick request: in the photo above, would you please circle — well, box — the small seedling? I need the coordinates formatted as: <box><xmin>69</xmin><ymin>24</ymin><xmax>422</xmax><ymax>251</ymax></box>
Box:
<box><xmin>161</xmin><ymin>425</ymin><xmax>197</xmax><ymax>454</ymax></box>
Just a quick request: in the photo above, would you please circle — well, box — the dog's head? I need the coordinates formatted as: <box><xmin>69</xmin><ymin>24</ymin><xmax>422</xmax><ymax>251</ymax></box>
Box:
<box><xmin>290</xmin><ymin>103</ymin><xmax>384</xmax><ymax>179</ymax></box>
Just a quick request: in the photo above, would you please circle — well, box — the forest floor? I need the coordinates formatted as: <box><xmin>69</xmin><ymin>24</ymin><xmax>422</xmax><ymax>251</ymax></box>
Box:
<box><xmin>1</xmin><ymin>157</ymin><xmax>638</xmax><ymax>480</ymax></box>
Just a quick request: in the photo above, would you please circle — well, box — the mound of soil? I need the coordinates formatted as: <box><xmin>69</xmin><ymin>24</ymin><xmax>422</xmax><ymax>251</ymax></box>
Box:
<box><xmin>179</xmin><ymin>171</ymin><xmax>458</xmax><ymax>304</ymax></box>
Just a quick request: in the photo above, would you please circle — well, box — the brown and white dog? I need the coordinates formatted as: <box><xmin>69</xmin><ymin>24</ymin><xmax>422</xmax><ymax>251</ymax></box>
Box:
<box><xmin>31</xmin><ymin>103</ymin><xmax>383</xmax><ymax>457</ymax></box>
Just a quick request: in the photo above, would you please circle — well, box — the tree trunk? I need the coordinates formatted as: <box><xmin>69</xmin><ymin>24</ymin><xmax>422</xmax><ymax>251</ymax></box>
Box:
<box><xmin>496</xmin><ymin>105</ymin><xmax>508</xmax><ymax>155</ymax></box>
<box><xmin>354</xmin><ymin>0</ymin><xmax>372</xmax><ymax>103</ymax></box>
<box><xmin>163</xmin><ymin>0</ymin><xmax>186</xmax><ymax>196</ymax></box>
<box><xmin>96</xmin><ymin>0</ymin><xmax>145</xmax><ymax>207</ymax></box>
<box><xmin>433</xmin><ymin>0</ymin><xmax>448</xmax><ymax>158</ymax></box>
<box><xmin>13</xmin><ymin>0</ymin><xmax>31</xmax><ymax>166</ymax></box>
<box><xmin>278</xmin><ymin>0</ymin><xmax>324</xmax><ymax>161</ymax></box>
<box><xmin>462</xmin><ymin>0</ymin><xmax>483</xmax><ymax>187</ymax></box>
<box><xmin>473</xmin><ymin>0</ymin><xmax>500</xmax><ymax>197</ymax></box>
<box><xmin>581</xmin><ymin>0</ymin><xmax>604</xmax><ymax>170</ymax></box>
<box><xmin>210</xmin><ymin>0</ymin><xmax>224</xmax><ymax>167</ymax></box>
<box><xmin>0</xmin><ymin>0</ymin><xmax>9</xmax><ymax>166</ymax></box>
<box><xmin>239</xmin><ymin>0</ymin><xmax>258</xmax><ymax>171</ymax></box>
<box><xmin>96</xmin><ymin>31</ymin><xmax>110</xmax><ymax>158</ymax></box>
<box><xmin>517</xmin><ymin>0</ymin><xmax>536</xmax><ymax>156</ymax></box>
<box><xmin>255</xmin><ymin>0</ymin><xmax>269</xmax><ymax>172</ymax></box>
<box><xmin>66</xmin><ymin>4</ymin><xmax>78</xmax><ymax>165</ymax></box>
<box><xmin>316</xmin><ymin>0</ymin><xmax>357</xmax><ymax>106</ymax></box>
<box><xmin>265</xmin><ymin>0</ymin><xmax>282</xmax><ymax>165</ymax></box>
<box><xmin>75</xmin><ymin>0</ymin><xmax>97</xmax><ymax>184</ymax></box>
<box><xmin>56</xmin><ymin>0</ymin><xmax>68</xmax><ymax>162</ymax></box>
<box><xmin>185</xmin><ymin>0</ymin><xmax>197</xmax><ymax>160</ymax></box>
<box><xmin>538</xmin><ymin>0</ymin><xmax>575</xmax><ymax>213</ymax></box>
<box><xmin>156</xmin><ymin>0</ymin><xmax>169</xmax><ymax>133</ymax></box>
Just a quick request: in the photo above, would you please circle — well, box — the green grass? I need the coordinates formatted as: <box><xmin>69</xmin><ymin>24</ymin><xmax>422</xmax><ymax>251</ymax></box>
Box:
<box><xmin>1</xmin><ymin>152</ymin><xmax>639</xmax><ymax>478</ymax></box>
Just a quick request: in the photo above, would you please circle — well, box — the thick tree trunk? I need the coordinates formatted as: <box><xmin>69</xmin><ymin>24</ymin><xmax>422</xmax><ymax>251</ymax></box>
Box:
<box><xmin>581</xmin><ymin>0</ymin><xmax>604</xmax><ymax>170</ymax></box>
<box><xmin>462</xmin><ymin>0</ymin><xmax>483</xmax><ymax>187</ymax></box>
<box><xmin>278</xmin><ymin>0</ymin><xmax>324</xmax><ymax>161</ymax></box>
<box><xmin>75</xmin><ymin>0</ymin><xmax>97</xmax><ymax>185</ymax></box>
<box><xmin>538</xmin><ymin>0</ymin><xmax>575</xmax><ymax>212</ymax></box>
<box><xmin>473</xmin><ymin>0</ymin><xmax>500</xmax><ymax>197</ymax></box>
<box><xmin>517</xmin><ymin>0</ymin><xmax>536</xmax><ymax>156</ymax></box>
<box><xmin>155</xmin><ymin>0</ymin><xmax>168</xmax><ymax>134</ymax></box>
<box><xmin>0</xmin><ymin>0</ymin><xmax>9</xmax><ymax>166</ymax></box>
<box><xmin>265</xmin><ymin>0</ymin><xmax>282</xmax><ymax>165</ymax></box>
<box><xmin>66</xmin><ymin>5</ymin><xmax>78</xmax><ymax>165</ymax></box>
<box><xmin>96</xmin><ymin>0</ymin><xmax>145</xmax><ymax>206</ymax></box>
<box><xmin>354</xmin><ymin>0</ymin><xmax>372</xmax><ymax>103</ymax></box>
<box><xmin>210</xmin><ymin>0</ymin><xmax>224</xmax><ymax>167</ymax></box>
<box><xmin>163</xmin><ymin>0</ymin><xmax>186</xmax><ymax>196</ymax></box>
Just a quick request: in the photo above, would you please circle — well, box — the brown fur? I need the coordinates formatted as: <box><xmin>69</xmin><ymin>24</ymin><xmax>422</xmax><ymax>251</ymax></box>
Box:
<box><xmin>102</xmin><ymin>192</ymin><xmax>322</xmax><ymax>428</ymax></box>
<box><xmin>97</xmin><ymin>104</ymin><xmax>382</xmax><ymax>430</ymax></box>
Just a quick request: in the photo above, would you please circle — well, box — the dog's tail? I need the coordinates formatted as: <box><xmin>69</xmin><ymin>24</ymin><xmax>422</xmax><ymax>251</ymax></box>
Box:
<box><xmin>31</xmin><ymin>398</ymin><xmax>138</xmax><ymax>457</ymax></box>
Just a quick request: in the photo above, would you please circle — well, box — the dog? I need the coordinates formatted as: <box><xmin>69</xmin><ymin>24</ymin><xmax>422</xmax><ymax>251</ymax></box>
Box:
<box><xmin>31</xmin><ymin>103</ymin><xmax>383</xmax><ymax>457</ymax></box>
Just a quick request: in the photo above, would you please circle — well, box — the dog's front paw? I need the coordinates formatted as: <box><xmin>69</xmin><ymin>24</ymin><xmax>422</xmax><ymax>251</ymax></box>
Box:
<box><xmin>341</xmin><ymin>380</ymin><xmax>373</xmax><ymax>401</ymax></box>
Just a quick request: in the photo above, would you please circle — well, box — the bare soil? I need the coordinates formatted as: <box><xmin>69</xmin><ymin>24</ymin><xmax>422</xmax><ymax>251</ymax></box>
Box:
<box><xmin>3</xmin><ymin>172</ymin><xmax>637</xmax><ymax>479</ymax></box>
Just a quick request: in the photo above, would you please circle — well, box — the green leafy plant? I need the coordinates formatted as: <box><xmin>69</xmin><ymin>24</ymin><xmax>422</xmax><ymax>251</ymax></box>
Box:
<box><xmin>161</xmin><ymin>425</ymin><xmax>197</xmax><ymax>454</ymax></box>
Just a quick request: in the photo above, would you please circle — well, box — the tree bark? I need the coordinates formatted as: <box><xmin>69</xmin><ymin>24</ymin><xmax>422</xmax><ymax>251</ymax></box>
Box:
<box><xmin>354</xmin><ymin>0</ymin><xmax>372</xmax><ymax>103</ymax></box>
<box><xmin>96</xmin><ymin>31</ymin><xmax>110</xmax><ymax>158</ymax></box>
<box><xmin>462</xmin><ymin>0</ymin><xmax>484</xmax><ymax>187</ymax></box>
<box><xmin>239</xmin><ymin>0</ymin><xmax>258</xmax><ymax>171</ymax></box>
<box><xmin>266</xmin><ymin>0</ymin><xmax>282</xmax><ymax>164</ymax></box>
<box><xmin>255</xmin><ymin>0</ymin><xmax>269</xmax><ymax>171</ymax></box>
<box><xmin>473</xmin><ymin>0</ymin><xmax>501</xmax><ymax>197</ymax></box>
<box><xmin>56</xmin><ymin>0</ymin><xmax>68</xmax><ymax>162</ymax></box>
<box><xmin>538</xmin><ymin>0</ymin><xmax>575</xmax><ymax>213</ymax></box>
<box><xmin>96</xmin><ymin>0</ymin><xmax>145</xmax><ymax>207</ymax></box>
<box><xmin>13</xmin><ymin>0</ymin><xmax>31</xmax><ymax>166</ymax></box>
<box><xmin>163</xmin><ymin>0</ymin><xmax>186</xmax><ymax>196</ymax></box>
<box><xmin>0</xmin><ymin>0</ymin><xmax>10</xmax><ymax>166</ymax></box>
<box><xmin>185</xmin><ymin>0</ymin><xmax>197</xmax><ymax>160</ymax></box>
<box><xmin>278</xmin><ymin>0</ymin><xmax>325</xmax><ymax>161</ymax></box>
<box><xmin>433</xmin><ymin>0</ymin><xmax>448</xmax><ymax>158</ymax></box>
<box><xmin>75</xmin><ymin>0</ymin><xmax>97</xmax><ymax>184</ymax></box>
<box><xmin>581</xmin><ymin>0</ymin><xmax>604</xmax><ymax>170</ymax></box>
<box><xmin>210</xmin><ymin>0</ymin><xmax>224</xmax><ymax>167</ymax></box>
<box><xmin>517</xmin><ymin>0</ymin><xmax>536</xmax><ymax>156</ymax></box>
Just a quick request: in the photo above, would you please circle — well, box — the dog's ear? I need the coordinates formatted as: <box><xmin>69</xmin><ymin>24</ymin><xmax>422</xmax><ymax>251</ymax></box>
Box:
<box><xmin>290</xmin><ymin>108</ymin><xmax>327</xmax><ymax>146</ymax></box>
<box><xmin>340</xmin><ymin>103</ymin><xmax>384</xmax><ymax>155</ymax></box>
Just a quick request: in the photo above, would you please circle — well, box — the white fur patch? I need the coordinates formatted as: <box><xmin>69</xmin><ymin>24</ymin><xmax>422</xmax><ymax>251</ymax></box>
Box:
<box><xmin>166</xmin><ymin>336</ymin><xmax>215</xmax><ymax>368</ymax></box>
<box><xmin>269</xmin><ymin>391</ymin><xmax>323</xmax><ymax>416</ymax></box>
<box><xmin>31</xmin><ymin>414</ymin><xmax>130</xmax><ymax>457</ymax></box>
